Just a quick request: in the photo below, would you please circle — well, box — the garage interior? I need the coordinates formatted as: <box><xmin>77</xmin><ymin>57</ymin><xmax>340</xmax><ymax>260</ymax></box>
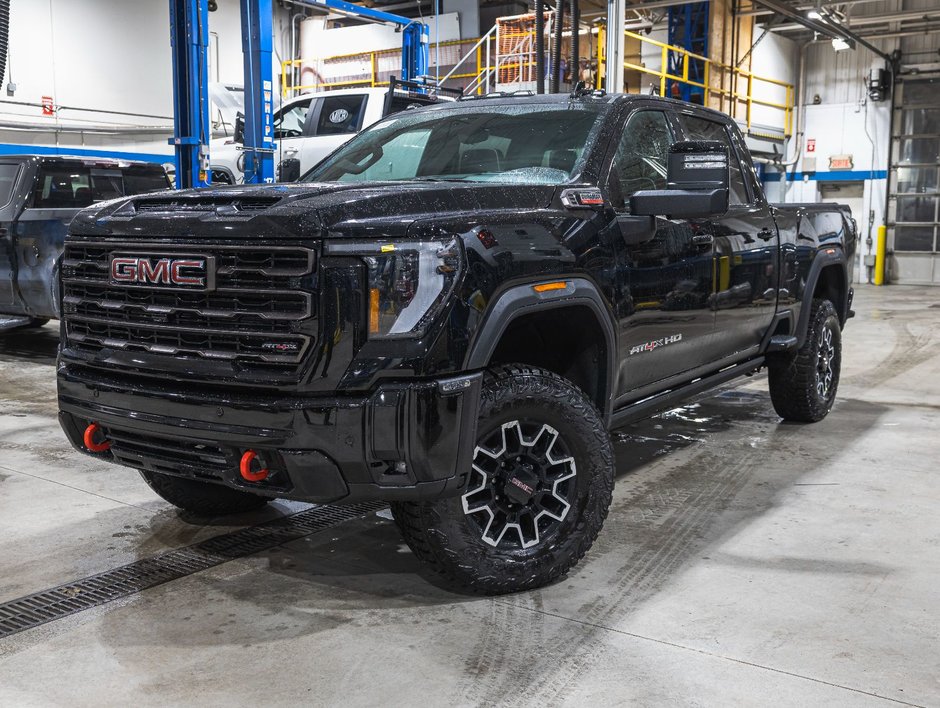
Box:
<box><xmin>0</xmin><ymin>0</ymin><xmax>939</xmax><ymax>705</ymax></box>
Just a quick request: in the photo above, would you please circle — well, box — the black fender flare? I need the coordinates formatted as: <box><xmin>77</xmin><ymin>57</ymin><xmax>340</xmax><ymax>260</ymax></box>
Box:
<box><xmin>795</xmin><ymin>247</ymin><xmax>848</xmax><ymax>348</ymax></box>
<box><xmin>463</xmin><ymin>277</ymin><xmax>618</xmax><ymax>420</ymax></box>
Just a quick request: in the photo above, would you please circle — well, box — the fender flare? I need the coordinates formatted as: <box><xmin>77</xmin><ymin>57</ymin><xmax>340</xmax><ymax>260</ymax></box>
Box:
<box><xmin>795</xmin><ymin>247</ymin><xmax>848</xmax><ymax>348</ymax></box>
<box><xmin>463</xmin><ymin>277</ymin><xmax>618</xmax><ymax>420</ymax></box>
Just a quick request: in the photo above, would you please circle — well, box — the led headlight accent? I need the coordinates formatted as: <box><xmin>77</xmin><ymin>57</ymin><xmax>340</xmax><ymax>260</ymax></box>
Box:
<box><xmin>326</xmin><ymin>238</ymin><xmax>461</xmax><ymax>339</ymax></box>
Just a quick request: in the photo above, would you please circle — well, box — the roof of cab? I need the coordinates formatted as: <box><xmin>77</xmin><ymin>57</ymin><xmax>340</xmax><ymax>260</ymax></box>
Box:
<box><xmin>0</xmin><ymin>154</ymin><xmax>161</xmax><ymax>166</ymax></box>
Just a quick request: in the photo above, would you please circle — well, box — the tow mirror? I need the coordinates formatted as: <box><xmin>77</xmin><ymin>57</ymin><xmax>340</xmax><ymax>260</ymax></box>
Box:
<box><xmin>233</xmin><ymin>112</ymin><xmax>245</xmax><ymax>145</ymax></box>
<box><xmin>630</xmin><ymin>140</ymin><xmax>730</xmax><ymax>218</ymax></box>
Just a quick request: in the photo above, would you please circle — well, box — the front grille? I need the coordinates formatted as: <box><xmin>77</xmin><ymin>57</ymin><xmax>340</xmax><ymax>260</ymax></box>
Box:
<box><xmin>61</xmin><ymin>240</ymin><xmax>317</xmax><ymax>383</ymax></box>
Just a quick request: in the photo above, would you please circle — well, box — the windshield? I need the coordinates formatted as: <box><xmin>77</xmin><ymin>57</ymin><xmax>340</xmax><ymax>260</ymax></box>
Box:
<box><xmin>302</xmin><ymin>102</ymin><xmax>606</xmax><ymax>185</ymax></box>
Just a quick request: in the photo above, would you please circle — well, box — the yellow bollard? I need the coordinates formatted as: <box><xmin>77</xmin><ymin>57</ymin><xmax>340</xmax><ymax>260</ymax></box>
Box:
<box><xmin>874</xmin><ymin>224</ymin><xmax>887</xmax><ymax>286</ymax></box>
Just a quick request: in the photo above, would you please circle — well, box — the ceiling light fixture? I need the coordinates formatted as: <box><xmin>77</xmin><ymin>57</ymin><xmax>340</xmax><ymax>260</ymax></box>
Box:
<box><xmin>832</xmin><ymin>37</ymin><xmax>851</xmax><ymax>51</ymax></box>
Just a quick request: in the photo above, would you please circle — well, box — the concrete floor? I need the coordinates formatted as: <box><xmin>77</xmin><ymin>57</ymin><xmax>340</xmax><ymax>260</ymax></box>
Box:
<box><xmin>0</xmin><ymin>284</ymin><xmax>938</xmax><ymax>707</ymax></box>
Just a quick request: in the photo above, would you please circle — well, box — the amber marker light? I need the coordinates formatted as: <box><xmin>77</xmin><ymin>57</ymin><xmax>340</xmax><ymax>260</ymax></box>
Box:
<box><xmin>369</xmin><ymin>288</ymin><xmax>381</xmax><ymax>333</ymax></box>
<box><xmin>533</xmin><ymin>281</ymin><xmax>568</xmax><ymax>293</ymax></box>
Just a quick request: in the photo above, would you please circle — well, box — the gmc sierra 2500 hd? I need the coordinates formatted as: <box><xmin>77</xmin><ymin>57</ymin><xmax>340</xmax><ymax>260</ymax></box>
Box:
<box><xmin>58</xmin><ymin>92</ymin><xmax>856</xmax><ymax>594</ymax></box>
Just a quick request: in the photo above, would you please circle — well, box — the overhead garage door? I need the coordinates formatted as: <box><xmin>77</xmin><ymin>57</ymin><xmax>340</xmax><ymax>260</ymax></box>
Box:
<box><xmin>889</xmin><ymin>74</ymin><xmax>940</xmax><ymax>284</ymax></box>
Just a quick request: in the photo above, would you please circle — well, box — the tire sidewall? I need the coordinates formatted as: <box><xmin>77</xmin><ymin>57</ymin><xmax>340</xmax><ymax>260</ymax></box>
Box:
<box><xmin>810</xmin><ymin>303</ymin><xmax>842</xmax><ymax>415</ymax></box>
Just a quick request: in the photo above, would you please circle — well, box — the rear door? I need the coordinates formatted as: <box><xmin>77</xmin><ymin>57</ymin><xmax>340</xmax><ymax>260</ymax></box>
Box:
<box><xmin>605</xmin><ymin>106</ymin><xmax>717</xmax><ymax>397</ymax></box>
<box><xmin>676</xmin><ymin>111</ymin><xmax>779</xmax><ymax>359</ymax></box>
<box><xmin>0</xmin><ymin>162</ymin><xmax>24</xmax><ymax>307</ymax></box>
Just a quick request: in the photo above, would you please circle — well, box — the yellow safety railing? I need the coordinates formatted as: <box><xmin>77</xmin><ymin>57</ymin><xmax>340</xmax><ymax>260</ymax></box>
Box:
<box><xmin>616</xmin><ymin>30</ymin><xmax>794</xmax><ymax>137</ymax></box>
<box><xmin>280</xmin><ymin>38</ymin><xmax>484</xmax><ymax>99</ymax></box>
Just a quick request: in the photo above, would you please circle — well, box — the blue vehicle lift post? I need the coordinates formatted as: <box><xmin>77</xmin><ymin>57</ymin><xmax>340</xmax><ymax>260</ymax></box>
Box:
<box><xmin>240</xmin><ymin>0</ymin><xmax>276</xmax><ymax>184</ymax></box>
<box><xmin>168</xmin><ymin>0</ymin><xmax>211</xmax><ymax>189</ymax></box>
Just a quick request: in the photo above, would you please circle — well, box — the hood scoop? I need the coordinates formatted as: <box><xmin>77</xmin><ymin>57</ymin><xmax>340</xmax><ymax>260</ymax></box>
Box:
<box><xmin>132</xmin><ymin>196</ymin><xmax>281</xmax><ymax>215</ymax></box>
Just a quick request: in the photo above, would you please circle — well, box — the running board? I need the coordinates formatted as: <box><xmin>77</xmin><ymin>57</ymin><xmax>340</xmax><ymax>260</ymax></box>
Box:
<box><xmin>609</xmin><ymin>358</ymin><xmax>765</xmax><ymax>429</ymax></box>
<box><xmin>0</xmin><ymin>315</ymin><xmax>31</xmax><ymax>332</ymax></box>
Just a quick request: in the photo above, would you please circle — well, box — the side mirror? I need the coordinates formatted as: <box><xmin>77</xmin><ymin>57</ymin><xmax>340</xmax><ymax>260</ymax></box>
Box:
<box><xmin>233</xmin><ymin>112</ymin><xmax>245</xmax><ymax>145</ymax></box>
<box><xmin>278</xmin><ymin>157</ymin><xmax>301</xmax><ymax>183</ymax></box>
<box><xmin>630</xmin><ymin>140</ymin><xmax>730</xmax><ymax>218</ymax></box>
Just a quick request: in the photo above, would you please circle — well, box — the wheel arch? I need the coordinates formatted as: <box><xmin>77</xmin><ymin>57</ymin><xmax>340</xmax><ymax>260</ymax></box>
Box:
<box><xmin>795</xmin><ymin>248</ymin><xmax>849</xmax><ymax>348</ymax></box>
<box><xmin>463</xmin><ymin>278</ymin><xmax>618</xmax><ymax>421</ymax></box>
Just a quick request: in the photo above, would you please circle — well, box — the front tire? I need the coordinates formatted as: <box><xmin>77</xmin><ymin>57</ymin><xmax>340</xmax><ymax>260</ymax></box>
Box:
<box><xmin>140</xmin><ymin>471</ymin><xmax>269</xmax><ymax>516</ymax></box>
<box><xmin>392</xmin><ymin>364</ymin><xmax>615</xmax><ymax>595</ymax></box>
<box><xmin>768</xmin><ymin>298</ymin><xmax>842</xmax><ymax>422</ymax></box>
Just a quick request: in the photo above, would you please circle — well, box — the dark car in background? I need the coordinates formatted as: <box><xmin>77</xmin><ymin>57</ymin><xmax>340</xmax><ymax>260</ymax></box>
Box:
<box><xmin>0</xmin><ymin>155</ymin><xmax>171</xmax><ymax>332</ymax></box>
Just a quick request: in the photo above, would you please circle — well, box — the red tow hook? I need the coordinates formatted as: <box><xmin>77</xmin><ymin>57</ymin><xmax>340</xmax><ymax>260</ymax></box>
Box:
<box><xmin>83</xmin><ymin>422</ymin><xmax>111</xmax><ymax>453</ymax></box>
<box><xmin>239</xmin><ymin>450</ymin><xmax>269</xmax><ymax>483</ymax></box>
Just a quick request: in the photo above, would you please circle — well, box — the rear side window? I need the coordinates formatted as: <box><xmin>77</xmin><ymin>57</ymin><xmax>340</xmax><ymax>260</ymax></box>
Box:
<box><xmin>30</xmin><ymin>163</ymin><xmax>171</xmax><ymax>208</ymax></box>
<box><xmin>678</xmin><ymin>114</ymin><xmax>749</xmax><ymax>205</ymax></box>
<box><xmin>315</xmin><ymin>95</ymin><xmax>367</xmax><ymax>136</ymax></box>
<box><xmin>0</xmin><ymin>164</ymin><xmax>20</xmax><ymax>207</ymax></box>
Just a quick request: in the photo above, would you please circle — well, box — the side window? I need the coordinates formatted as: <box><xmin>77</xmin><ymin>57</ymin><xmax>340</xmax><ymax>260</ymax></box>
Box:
<box><xmin>608</xmin><ymin>110</ymin><xmax>673</xmax><ymax>209</ymax></box>
<box><xmin>678</xmin><ymin>114</ymin><xmax>749</xmax><ymax>205</ymax></box>
<box><xmin>0</xmin><ymin>164</ymin><xmax>20</xmax><ymax>208</ymax></box>
<box><xmin>273</xmin><ymin>99</ymin><xmax>312</xmax><ymax>140</ymax></box>
<box><xmin>315</xmin><ymin>95</ymin><xmax>367</xmax><ymax>137</ymax></box>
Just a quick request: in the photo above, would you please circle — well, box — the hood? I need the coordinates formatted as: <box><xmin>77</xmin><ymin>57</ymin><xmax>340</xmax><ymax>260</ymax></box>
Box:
<box><xmin>67</xmin><ymin>181</ymin><xmax>559</xmax><ymax>240</ymax></box>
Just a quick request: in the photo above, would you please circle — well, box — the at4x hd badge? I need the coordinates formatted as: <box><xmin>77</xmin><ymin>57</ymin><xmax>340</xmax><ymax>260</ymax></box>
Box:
<box><xmin>629</xmin><ymin>333</ymin><xmax>682</xmax><ymax>356</ymax></box>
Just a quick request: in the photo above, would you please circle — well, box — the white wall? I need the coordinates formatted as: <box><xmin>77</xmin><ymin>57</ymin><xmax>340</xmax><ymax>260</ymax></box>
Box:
<box><xmin>0</xmin><ymin>0</ymin><xmax>290</xmax><ymax>162</ymax></box>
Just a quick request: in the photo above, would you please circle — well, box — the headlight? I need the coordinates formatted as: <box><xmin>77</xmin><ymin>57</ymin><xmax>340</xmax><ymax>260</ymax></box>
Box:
<box><xmin>325</xmin><ymin>238</ymin><xmax>461</xmax><ymax>339</ymax></box>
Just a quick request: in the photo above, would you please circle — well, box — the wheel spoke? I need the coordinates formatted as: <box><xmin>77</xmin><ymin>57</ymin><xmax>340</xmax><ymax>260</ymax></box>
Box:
<box><xmin>461</xmin><ymin>419</ymin><xmax>577</xmax><ymax>550</ymax></box>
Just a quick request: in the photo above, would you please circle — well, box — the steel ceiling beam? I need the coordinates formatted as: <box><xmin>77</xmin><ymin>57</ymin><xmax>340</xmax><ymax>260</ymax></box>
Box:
<box><xmin>772</xmin><ymin>8</ymin><xmax>940</xmax><ymax>33</ymax></box>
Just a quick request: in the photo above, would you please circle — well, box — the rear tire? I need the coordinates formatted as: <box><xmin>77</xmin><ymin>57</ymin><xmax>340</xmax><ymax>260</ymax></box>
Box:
<box><xmin>768</xmin><ymin>298</ymin><xmax>842</xmax><ymax>422</ymax></box>
<box><xmin>392</xmin><ymin>364</ymin><xmax>614</xmax><ymax>595</ymax></box>
<box><xmin>140</xmin><ymin>471</ymin><xmax>269</xmax><ymax>516</ymax></box>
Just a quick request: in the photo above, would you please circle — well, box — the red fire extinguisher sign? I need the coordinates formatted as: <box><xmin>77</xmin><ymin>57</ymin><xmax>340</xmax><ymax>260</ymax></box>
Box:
<box><xmin>41</xmin><ymin>96</ymin><xmax>54</xmax><ymax>116</ymax></box>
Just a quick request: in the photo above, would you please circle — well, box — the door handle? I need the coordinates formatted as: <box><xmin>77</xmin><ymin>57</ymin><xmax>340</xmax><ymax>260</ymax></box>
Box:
<box><xmin>758</xmin><ymin>228</ymin><xmax>775</xmax><ymax>241</ymax></box>
<box><xmin>691</xmin><ymin>233</ymin><xmax>714</xmax><ymax>246</ymax></box>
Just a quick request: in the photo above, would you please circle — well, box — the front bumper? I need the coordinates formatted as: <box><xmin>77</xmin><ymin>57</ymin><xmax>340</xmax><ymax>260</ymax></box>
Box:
<box><xmin>58</xmin><ymin>368</ymin><xmax>482</xmax><ymax>504</ymax></box>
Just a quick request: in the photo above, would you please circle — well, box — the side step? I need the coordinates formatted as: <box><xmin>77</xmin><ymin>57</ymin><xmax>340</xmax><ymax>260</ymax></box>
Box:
<box><xmin>610</xmin><ymin>358</ymin><xmax>765</xmax><ymax>428</ymax></box>
<box><xmin>0</xmin><ymin>315</ymin><xmax>32</xmax><ymax>332</ymax></box>
<box><xmin>765</xmin><ymin>335</ymin><xmax>798</xmax><ymax>354</ymax></box>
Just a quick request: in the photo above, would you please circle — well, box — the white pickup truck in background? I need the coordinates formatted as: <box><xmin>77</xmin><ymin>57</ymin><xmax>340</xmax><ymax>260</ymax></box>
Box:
<box><xmin>210</xmin><ymin>79</ymin><xmax>459</xmax><ymax>184</ymax></box>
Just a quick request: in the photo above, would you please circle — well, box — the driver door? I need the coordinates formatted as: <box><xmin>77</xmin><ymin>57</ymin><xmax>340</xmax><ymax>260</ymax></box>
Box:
<box><xmin>274</xmin><ymin>97</ymin><xmax>313</xmax><ymax>178</ymax></box>
<box><xmin>606</xmin><ymin>108</ymin><xmax>717</xmax><ymax>399</ymax></box>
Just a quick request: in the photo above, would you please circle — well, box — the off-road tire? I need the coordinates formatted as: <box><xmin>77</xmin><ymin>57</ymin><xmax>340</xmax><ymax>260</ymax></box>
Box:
<box><xmin>140</xmin><ymin>471</ymin><xmax>269</xmax><ymax>516</ymax></box>
<box><xmin>391</xmin><ymin>364</ymin><xmax>615</xmax><ymax>595</ymax></box>
<box><xmin>768</xmin><ymin>298</ymin><xmax>842</xmax><ymax>422</ymax></box>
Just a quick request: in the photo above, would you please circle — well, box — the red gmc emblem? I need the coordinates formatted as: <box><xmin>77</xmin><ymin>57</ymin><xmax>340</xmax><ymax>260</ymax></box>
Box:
<box><xmin>109</xmin><ymin>255</ymin><xmax>213</xmax><ymax>289</ymax></box>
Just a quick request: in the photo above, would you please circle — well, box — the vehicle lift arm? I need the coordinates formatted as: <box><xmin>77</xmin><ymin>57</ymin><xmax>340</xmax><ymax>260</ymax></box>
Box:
<box><xmin>290</xmin><ymin>0</ymin><xmax>429</xmax><ymax>83</ymax></box>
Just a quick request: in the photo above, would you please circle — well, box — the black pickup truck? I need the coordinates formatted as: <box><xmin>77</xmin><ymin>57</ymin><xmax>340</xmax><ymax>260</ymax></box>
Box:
<box><xmin>0</xmin><ymin>155</ymin><xmax>170</xmax><ymax>332</ymax></box>
<box><xmin>57</xmin><ymin>93</ymin><xmax>856</xmax><ymax>594</ymax></box>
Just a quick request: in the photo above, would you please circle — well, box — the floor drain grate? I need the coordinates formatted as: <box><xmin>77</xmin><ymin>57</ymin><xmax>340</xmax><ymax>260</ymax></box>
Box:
<box><xmin>0</xmin><ymin>501</ymin><xmax>386</xmax><ymax>640</ymax></box>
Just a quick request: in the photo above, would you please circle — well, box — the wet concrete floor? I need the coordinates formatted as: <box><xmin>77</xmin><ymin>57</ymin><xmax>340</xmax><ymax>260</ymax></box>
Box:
<box><xmin>0</xmin><ymin>284</ymin><xmax>937</xmax><ymax>706</ymax></box>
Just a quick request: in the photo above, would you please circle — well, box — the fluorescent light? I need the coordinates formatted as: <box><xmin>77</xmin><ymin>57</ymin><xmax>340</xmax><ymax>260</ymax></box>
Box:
<box><xmin>831</xmin><ymin>37</ymin><xmax>850</xmax><ymax>51</ymax></box>
<box><xmin>807</xmin><ymin>10</ymin><xmax>822</xmax><ymax>19</ymax></box>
